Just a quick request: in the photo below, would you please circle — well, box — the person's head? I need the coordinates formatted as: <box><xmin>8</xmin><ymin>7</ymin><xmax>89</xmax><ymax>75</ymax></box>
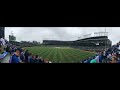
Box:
<box><xmin>107</xmin><ymin>60</ymin><xmax>110</xmax><ymax>63</ymax></box>
<box><xmin>99</xmin><ymin>52</ymin><xmax>102</xmax><ymax>55</ymax></box>
<box><xmin>111</xmin><ymin>56</ymin><xmax>117</xmax><ymax>63</ymax></box>
<box><xmin>26</xmin><ymin>50</ymin><xmax>28</xmax><ymax>52</ymax></box>
<box><xmin>42</xmin><ymin>59</ymin><xmax>44</xmax><ymax>62</ymax></box>
<box><xmin>22</xmin><ymin>48</ymin><xmax>25</xmax><ymax>51</ymax></box>
<box><xmin>44</xmin><ymin>59</ymin><xmax>49</xmax><ymax>63</ymax></box>
<box><xmin>15</xmin><ymin>49</ymin><xmax>22</xmax><ymax>57</ymax></box>
<box><xmin>29</xmin><ymin>53</ymin><xmax>32</xmax><ymax>56</ymax></box>
<box><xmin>35</xmin><ymin>55</ymin><xmax>39</xmax><ymax>59</ymax></box>
<box><xmin>33</xmin><ymin>55</ymin><xmax>36</xmax><ymax>59</ymax></box>
<box><xmin>112</xmin><ymin>56</ymin><xmax>117</xmax><ymax>60</ymax></box>
<box><xmin>32</xmin><ymin>55</ymin><xmax>35</xmax><ymax>58</ymax></box>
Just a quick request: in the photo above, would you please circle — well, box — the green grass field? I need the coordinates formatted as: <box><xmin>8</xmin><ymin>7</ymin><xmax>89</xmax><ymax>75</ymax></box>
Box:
<box><xmin>25</xmin><ymin>46</ymin><xmax>96</xmax><ymax>63</ymax></box>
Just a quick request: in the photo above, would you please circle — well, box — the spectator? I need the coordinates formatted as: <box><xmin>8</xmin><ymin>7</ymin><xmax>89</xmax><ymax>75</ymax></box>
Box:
<box><xmin>38</xmin><ymin>57</ymin><xmax>42</xmax><ymax>63</ymax></box>
<box><xmin>29</xmin><ymin>55</ymin><xmax>34</xmax><ymax>63</ymax></box>
<box><xmin>32</xmin><ymin>55</ymin><xmax>36</xmax><ymax>63</ymax></box>
<box><xmin>28</xmin><ymin>53</ymin><xmax>32</xmax><ymax>63</ymax></box>
<box><xmin>44</xmin><ymin>59</ymin><xmax>49</xmax><ymax>63</ymax></box>
<box><xmin>24</xmin><ymin>50</ymin><xmax>29</xmax><ymax>63</ymax></box>
<box><xmin>117</xmin><ymin>44</ymin><xmax>120</xmax><ymax>59</ymax></box>
<box><xmin>86</xmin><ymin>58</ymin><xmax>91</xmax><ymax>63</ymax></box>
<box><xmin>95</xmin><ymin>55</ymin><xmax>99</xmax><ymax>63</ymax></box>
<box><xmin>0</xmin><ymin>36</ymin><xmax>6</xmax><ymax>53</ymax></box>
<box><xmin>20</xmin><ymin>49</ymin><xmax>25</xmax><ymax>62</ymax></box>
<box><xmin>103</xmin><ymin>49</ymin><xmax>107</xmax><ymax>59</ymax></box>
<box><xmin>111</xmin><ymin>56</ymin><xmax>117</xmax><ymax>63</ymax></box>
<box><xmin>9</xmin><ymin>46</ymin><xmax>12</xmax><ymax>55</ymax></box>
<box><xmin>81</xmin><ymin>60</ymin><xmax>85</xmax><ymax>63</ymax></box>
<box><xmin>117</xmin><ymin>57</ymin><xmax>120</xmax><ymax>63</ymax></box>
<box><xmin>90</xmin><ymin>59</ymin><xmax>97</xmax><ymax>63</ymax></box>
<box><xmin>10</xmin><ymin>49</ymin><xmax>22</xmax><ymax>63</ymax></box>
<box><xmin>41</xmin><ymin>59</ymin><xmax>45</xmax><ymax>63</ymax></box>
<box><xmin>106</xmin><ymin>59</ymin><xmax>111</xmax><ymax>63</ymax></box>
<box><xmin>84</xmin><ymin>60</ymin><xmax>87</xmax><ymax>63</ymax></box>
<box><xmin>34</xmin><ymin>55</ymin><xmax>39</xmax><ymax>63</ymax></box>
<box><xmin>6</xmin><ymin>45</ymin><xmax>10</xmax><ymax>53</ymax></box>
<box><xmin>11</xmin><ymin>47</ymin><xmax>15</xmax><ymax>55</ymax></box>
<box><xmin>107</xmin><ymin>53</ymin><xmax>112</xmax><ymax>61</ymax></box>
<box><xmin>99</xmin><ymin>52</ymin><xmax>104</xmax><ymax>63</ymax></box>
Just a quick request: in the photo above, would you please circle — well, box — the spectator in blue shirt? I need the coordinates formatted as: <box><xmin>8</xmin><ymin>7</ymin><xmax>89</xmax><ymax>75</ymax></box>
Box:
<box><xmin>99</xmin><ymin>52</ymin><xmax>104</xmax><ymax>63</ymax></box>
<box><xmin>10</xmin><ymin>49</ymin><xmax>22</xmax><ymax>63</ymax></box>
<box><xmin>29</xmin><ymin>55</ymin><xmax>34</xmax><ymax>63</ymax></box>
<box><xmin>28</xmin><ymin>53</ymin><xmax>32</xmax><ymax>63</ymax></box>
<box><xmin>35</xmin><ymin>55</ymin><xmax>40</xmax><ymax>63</ymax></box>
<box><xmin>32</xmin><ymin>55</ymin><xmax>36</xmax><ymax>63</ymax></box>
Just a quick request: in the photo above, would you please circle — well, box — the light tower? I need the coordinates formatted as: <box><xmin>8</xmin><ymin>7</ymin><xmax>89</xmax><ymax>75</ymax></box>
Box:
<box><xmin>0</xmin><ymin>27</ymin><xmax>5</xmax><ymax>38</ymax></box>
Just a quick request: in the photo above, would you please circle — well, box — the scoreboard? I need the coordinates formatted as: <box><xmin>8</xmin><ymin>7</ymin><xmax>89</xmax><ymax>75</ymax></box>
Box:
<box><xmin>9</xmin><ymin>35</ymin><xmax>16</xmax><ymax>41</ymax></box>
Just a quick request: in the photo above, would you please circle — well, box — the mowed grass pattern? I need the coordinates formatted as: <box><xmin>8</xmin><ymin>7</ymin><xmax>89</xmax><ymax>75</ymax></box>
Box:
<box><xmin>25</xmin><ymin>47</ymin><xmax>96</xmax><ymax>63</ymax></box>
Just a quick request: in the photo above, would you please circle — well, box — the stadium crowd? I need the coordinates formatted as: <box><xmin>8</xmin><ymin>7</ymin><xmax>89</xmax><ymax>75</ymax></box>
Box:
<box><xmin>0</xmin><ymin>36</ymin><xmax>52</xmax><ymax>63</ymax></box>
<box><xmin>7</xmin><ymin>45</ymin><xmax>52</xmax><ymax>63</ymax></box>
<box><xmin>80</xmin><ymin>41</ymin><xmax>120</xmax><ymax>63</ymax></box>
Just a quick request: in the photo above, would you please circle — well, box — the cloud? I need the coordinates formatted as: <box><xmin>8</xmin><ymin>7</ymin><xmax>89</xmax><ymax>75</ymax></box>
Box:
<box><xmin>5</xmin><ymin>27</ymin><xmax>120</xmax><ymax>45</ymax></box>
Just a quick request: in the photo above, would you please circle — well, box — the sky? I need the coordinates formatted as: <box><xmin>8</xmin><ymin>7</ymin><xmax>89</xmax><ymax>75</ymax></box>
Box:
<box><xmin>5</xmin><ymin>27</ymin><xmax>120</xmax><ymax>45</ymax></box>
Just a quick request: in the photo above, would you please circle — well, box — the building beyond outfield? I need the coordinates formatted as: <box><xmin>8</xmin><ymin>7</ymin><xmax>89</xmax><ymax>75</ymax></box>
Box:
<box><xmin>43</xmin><ymin>32</ymin><xmax>112</xmax><ymax>52</ymax></box>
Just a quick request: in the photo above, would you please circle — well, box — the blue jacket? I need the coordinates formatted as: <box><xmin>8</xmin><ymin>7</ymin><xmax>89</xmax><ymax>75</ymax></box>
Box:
<box><xmin>11</xmin><ymin>54</ymin><xmax>20</xmax><ymax>63</ymax></box>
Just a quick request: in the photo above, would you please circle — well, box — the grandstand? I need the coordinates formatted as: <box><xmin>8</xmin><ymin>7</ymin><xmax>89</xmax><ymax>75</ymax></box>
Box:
<box><xmin>43</xmin><ymin>32</ymin><xmax>112</xmax><ymax>52</ymax></box>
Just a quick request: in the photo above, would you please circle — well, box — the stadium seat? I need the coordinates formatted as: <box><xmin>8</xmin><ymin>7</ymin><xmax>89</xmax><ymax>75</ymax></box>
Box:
<box><xmin>0</xmin><ymin>52</ymin><xmax>8</xmax><ymax>60</ymax></box>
